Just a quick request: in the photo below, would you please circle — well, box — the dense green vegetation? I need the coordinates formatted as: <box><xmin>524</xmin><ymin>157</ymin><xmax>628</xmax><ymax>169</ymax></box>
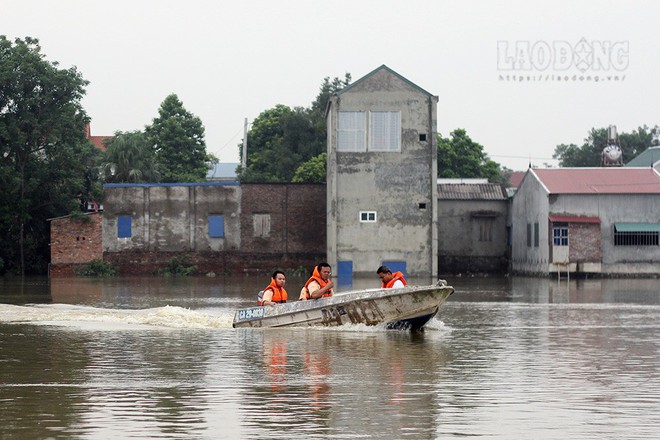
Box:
<box><xmin>553</xmin><ymin>126</ymin><xmax>660</xmax><ymax>167</ymax></box>
<box><xmin>0</xmin><ymin>36</ymin><xmax>213</xmax><ymax>275</ymax></box>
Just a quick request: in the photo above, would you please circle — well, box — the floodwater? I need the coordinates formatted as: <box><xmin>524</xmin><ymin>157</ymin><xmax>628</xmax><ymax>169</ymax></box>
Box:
<box><xmin>1</xmin><ymin>275</ymin><xmax>659</xmax><ymax>439</ymax></box>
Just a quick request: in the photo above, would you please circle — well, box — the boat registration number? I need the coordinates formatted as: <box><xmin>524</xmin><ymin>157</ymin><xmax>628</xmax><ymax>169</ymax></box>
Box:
<box><xmin>238</xmin><ymin>307</ymin><xmax>265</xmax><ymax>320</ymax></box>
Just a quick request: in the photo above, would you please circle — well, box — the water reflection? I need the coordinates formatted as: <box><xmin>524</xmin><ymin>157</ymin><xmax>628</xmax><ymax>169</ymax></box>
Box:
<box><xmin>1</xmin><ymin>276</ymin><xmax>659</xmax><ymax>439</ymax></box>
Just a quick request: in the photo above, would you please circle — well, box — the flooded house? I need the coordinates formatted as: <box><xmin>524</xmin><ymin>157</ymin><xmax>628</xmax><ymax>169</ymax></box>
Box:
<box><xmin>511</xmin><ymin>167</ymin><xmax>660</xmax><ymax>277</ymax></box>
<box><xmin>325</xmin><ymin>65</ymin><xmax>439</xmax><ymax>278</ymax></box>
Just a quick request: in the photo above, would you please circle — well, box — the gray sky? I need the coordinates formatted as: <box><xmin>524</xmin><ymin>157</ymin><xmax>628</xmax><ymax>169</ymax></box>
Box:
<box><xmin>3</xmin><ymin>0</ymin><xmax>658</xmax><ymax>170</ymax></box>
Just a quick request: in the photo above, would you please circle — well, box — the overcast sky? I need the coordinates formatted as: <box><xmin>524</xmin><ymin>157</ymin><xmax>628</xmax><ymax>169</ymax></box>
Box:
<box><xmin>3</xmin><ymin>0</ymin><xmax>658</xmax><ymax>170</ymax></box>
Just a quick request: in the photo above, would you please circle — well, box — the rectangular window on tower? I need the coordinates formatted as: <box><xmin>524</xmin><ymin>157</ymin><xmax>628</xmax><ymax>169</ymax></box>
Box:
<box><xmin>337</xmin><ymin>111</ymin><xmax>366</xmax><ymax>152</ymax></box>
<box><xmin>369</xmin><ymin>111</ymin><xmax>401</xmax><ymax>151</ymax></box>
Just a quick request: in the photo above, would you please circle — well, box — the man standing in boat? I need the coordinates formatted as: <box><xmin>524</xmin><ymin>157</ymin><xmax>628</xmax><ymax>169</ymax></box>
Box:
<box><xmin>377</xmin><ymin>266</ymin><xmax>407</xmax><ymax>288</ymax></box>
<box><xmin>260</xmin><ymin>270</ymin><xmax>288</xmax><ymax>306</ymax></box>
<box><xmin>299</xmin><ymin>263</ymin><xmax>334</xmax><ymax>300</ymax></box>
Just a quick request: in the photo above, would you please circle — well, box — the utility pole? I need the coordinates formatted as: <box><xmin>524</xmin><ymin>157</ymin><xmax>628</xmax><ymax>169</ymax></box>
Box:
<box><xmin>242</xmin><ymin>117</ymin><xmax>248</xmax><ymax>169</ymax></box>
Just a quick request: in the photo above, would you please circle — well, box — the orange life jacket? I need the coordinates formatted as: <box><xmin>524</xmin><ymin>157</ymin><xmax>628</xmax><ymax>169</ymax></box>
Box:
<box><xmin>258</xmin><ymin>279</ymin><xmax>288</xmax><ymax>305</ymax></box>
<box><xmin>382</xmin><ymin>271</ymin><xmax>407</xmax><ymax>288</ymax></box>
<box><xmin>302</xmin><ymin>266</ymin><xmax>333</xmax><ymax>299</ymax></box>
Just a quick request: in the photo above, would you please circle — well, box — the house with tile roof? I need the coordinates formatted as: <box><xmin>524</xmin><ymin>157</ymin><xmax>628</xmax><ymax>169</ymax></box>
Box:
<box><xmin>511</xmin><ymin>167</ymin><xmax>660</xmax><ymax>276</ymax></box>
<box><xmin>85</xmin><ymin>123</ymin><xmax>112</xmax><ymax>151</ymax></box>
<box><xmin>437</xmin><ymin>180</ymin><xmax>509</xmax><ymax>274</ymax></box>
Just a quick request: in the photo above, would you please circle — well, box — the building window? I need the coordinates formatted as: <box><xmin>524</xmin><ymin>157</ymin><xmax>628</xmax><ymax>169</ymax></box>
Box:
<box><xmin>369</xmin><ymin>111</ymin><xmax>401</xmax><ymax>151</ymax></box>
<box><xmin>534</xmin><ymin>222</ymin><xmax>539</xmax><ymax>247</ymax></box>
<box><xmin>117</xmin><ymin>216</ymin><xmax>132</xmax><ymax>238</ymax></box>
<box><xmin>209</xmin><ymin>215</ymin><xmax>224</xmax><ymax>238</ymax></box>
<box><xmin>553</xmin><ymin>223</ymin><xmax>569</xmax><ymax>246</ymax></box>
<box><xmin>360</xmin><ymin>211</ymin><xmax>377</xmax><ymax>223</ymax></box>
<box><xmin>526</xmin><ymin>223</ymin><xmax>532</xmax><ymax>247</ymax></box>
<box><xmin>337</xmin><ymin>111</ymin><xmax>366</xmax><ymax>152</ymax></box>
<box><xmin>614</xmin><ymin>223</ymin><xmax>659</xmax><ymax>246</ymax></box>
<box><xmin>253</xmin><ymin>213</ymin><xmax>271</xmax><ymax>238</ymax></box>
<box><xmin>479</xmin><ymin>218</ymin><xmax>493</xmax><ymax>242</ymax></box>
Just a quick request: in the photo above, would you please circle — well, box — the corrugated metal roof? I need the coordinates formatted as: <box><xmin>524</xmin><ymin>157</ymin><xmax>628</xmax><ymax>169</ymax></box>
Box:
<box><xmin>614</xmin><ymin>223</ymin><xmax>660</xmax><ymax>232</ymax></box>
<box><xmin>531</xmin><ymin>168</ymin><xmax>660</xmax><ymax>194</ymax></box>
<box><xmin>437</xmin><ymin>183</ymin><xmax>508</xmax><ymax>200</ymax></box>
<box><xmin>207</xmin><ymin>162</ymin><xmax>239</xmax><ymax>180</ymax></box>
<box><xmin>626</xmin><ymin>146</ymin><xmax>660</xmax><ymax>167</ymax></box>
<box><xmin>508</xmin><ymin>171</ymin><xmax>525</xmax><ymax>188</ymax></box>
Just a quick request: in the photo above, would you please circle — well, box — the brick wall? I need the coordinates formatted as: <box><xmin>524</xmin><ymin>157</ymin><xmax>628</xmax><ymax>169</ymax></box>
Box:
<box><xmin>240</xmin><ymin>184</ymin><xmax>326</xmax><ymax>255</ymax></box>
<box><xmin>50</xmin><ymin>213</ymin><xmax>103</xmax><ymax>264</ymax></box>
<box><xmin>49</xmin><ymin>212</ymin><xmax>103</xmax><ymax>277</ymax></box>
<box><xmin>569</xmin><ymin>223</ymin><xmax>601</xmax><ymax>262</ymax></box>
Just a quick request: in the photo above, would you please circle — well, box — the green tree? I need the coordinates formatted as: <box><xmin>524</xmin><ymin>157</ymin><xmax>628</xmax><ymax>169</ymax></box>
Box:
<box><xmin>102</xmin><ymin>131</ymin><xmax>160</xmax><ymax>183</ymax></box>
<box><xmin>238</xmin><ymin>104</ymin><xmax>321</xmax><ymax>182</ymax></box>
<box><xmin>145</xmin><ymin>94</ymin><xmax>210</xmax><ymax>182</ymax></box>
<box><xmin>437</xmin><ymin>129</ymin><xmax>504</xmax><ymax>182</ymax></box>
<box><xmin>553</xmin><ymin>125</ymin><xmax>659</xmax><ymax>167</ymax></box>
<box><xmin>292</xmin><ymin>152</ymin><xmax>327</xmax><ymax>183</ymax></box>
<box><xmin>0</xmin><ymin>36</ymin><xmax>91</xmax><ymax>275</ymax></box>
<box><xmin>309</xmin><ymin>74</ymin><xmax>351</xmax><ymax>133</ymax></box>
<box><xmin>238</xmin><ymin>74</ymin><xmax>351</xmax><ymax>183</ymax></box>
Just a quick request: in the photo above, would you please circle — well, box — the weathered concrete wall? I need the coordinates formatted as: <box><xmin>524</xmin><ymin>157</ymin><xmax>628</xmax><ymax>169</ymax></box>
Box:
<box><xmin>549</xmin><ymin>193</ymin><xmax>660</xmax><ymax>275</ymax></box>
<box><xmin>510</xmin><ymin>173</ymin><xmax>550</xmax><ymax>275</ymax></box>
<box><xmin>438</xmin><ymin>199</ymin><xmax>508</xmax><ymax>274</ymax></box>
<box><xmin>102</xmin><ymin>183</ymin><xmax>241</xmax><ymax>254</ymax></box>
<box><xmin>327</xmin><ymin>66</ymin><xmax>438</xmax><ymax>277</ymax></box>
<box><xmin>49</xmin><ymin>212</ymin><xmax>103</xmax><ymax>276</ymax></box>
<box><xmin>513</xmin><ymin>173</ymin><xmax>660</xmax><ymax>276</ymax></box>
<box><xmin>100</xmin><ymin>182</ymin><xmax>325</xmax><ymax>275</ymax></box>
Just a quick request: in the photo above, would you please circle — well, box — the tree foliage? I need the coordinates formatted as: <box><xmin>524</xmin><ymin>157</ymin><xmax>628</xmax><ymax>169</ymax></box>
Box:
<box><xmin>292</xmin><ymin>153</ymin><xmax>327</xmax><ymax>183</ymax></box>
<box><xmin>437</xmin><ymin>129</ymin><xmax>505</xmax><ymax>183</ymax></box>
<box><xmin>238</xmin><ymin>74</ymin><xmax>350</xmax><ymax>183</ymax></box>
<box><xmin>553</xmin><ymin>125</ymin><xmax>660</xmax><ymax>167</ymax></box>
<box><xmin>0</xmin><ymin>36</ymin><xmax>93</xmax><ymax>275</ymax></box>
<box><xmin>102</xmin><ymin>131</ymin><xmax>160</xmax><ymax>183</ymax></box>
<box><xmin>145</xmin><ymin>94</ymin><xmax>211</xmax><ymax>182</ymax></box>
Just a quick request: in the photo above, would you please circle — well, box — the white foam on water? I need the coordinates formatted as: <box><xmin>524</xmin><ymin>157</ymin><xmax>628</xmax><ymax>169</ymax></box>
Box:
<box><xmin>0</xmin><ymin>303</ymin><xmax>235</xmax><ymax>330</ymax></box>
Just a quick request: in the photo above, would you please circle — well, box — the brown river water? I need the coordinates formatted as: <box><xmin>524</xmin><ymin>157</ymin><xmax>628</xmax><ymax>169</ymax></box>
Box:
<box><xmin>1</xmin><ymin>275</ymin><xmax>659</xmax><ymax>439</ymax></box>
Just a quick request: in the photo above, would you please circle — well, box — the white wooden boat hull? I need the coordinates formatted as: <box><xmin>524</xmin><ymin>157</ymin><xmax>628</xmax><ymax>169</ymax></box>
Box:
<box><xmin>232</xmin><ymin>281</ymin><xmax>454</xmax><ymax>330</ymax></box>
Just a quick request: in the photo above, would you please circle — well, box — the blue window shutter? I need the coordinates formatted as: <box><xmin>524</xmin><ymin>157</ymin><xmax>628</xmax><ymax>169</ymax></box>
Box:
<box><xmin>337</xmin><ymin>261</ymin><xmax>353</xmax><ymax>278</ymax></box>
<box><xmin>382</xmin><ymin>261</ymin><xmax>406</xmax><ymax>277</ymax></box>
<box><xmin>118</xmin><ymin>216</ymin><xmax>132</xmax><ymax>238</ymax></box>
<box><xmin>209</xmin><ymin>215</ymin><xmax>224</xmax><ymax>238</ymax></box>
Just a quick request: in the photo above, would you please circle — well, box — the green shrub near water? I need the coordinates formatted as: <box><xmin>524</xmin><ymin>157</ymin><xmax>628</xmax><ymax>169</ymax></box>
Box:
<box><xmin>77</xmin><ymin>260</ymin><xmax>116</xmax><ymax>277</ymax></box>
<box><xmin>159</xmin><ymin>257</ymin><xmax>197</xmax><ymax>277</ymax></box>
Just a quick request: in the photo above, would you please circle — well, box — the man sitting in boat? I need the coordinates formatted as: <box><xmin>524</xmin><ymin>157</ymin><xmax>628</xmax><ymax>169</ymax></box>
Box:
<box><xmin>299</xmin><ymin>263</ymin><xmax>334</xmax><ymax>300</ymax></box>
<box><xmin>259</xmin><ymin>270</ymin><xmax>288</xmax><ymax>306</ymax></box>
<box><xmin>377</xmin><ymin>266</ymin><xmax>407</xmax><ymax>288</ymax></box>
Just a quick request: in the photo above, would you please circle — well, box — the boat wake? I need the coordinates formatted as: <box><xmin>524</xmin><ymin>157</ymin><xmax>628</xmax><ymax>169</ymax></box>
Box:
<box><xmin>0</xmin><ymin>303</ymin><xmax>235</xmax><ymax>330</ymax></box>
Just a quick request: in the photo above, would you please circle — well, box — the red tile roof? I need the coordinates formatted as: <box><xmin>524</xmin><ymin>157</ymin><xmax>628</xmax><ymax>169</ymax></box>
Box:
<box><xmin>530</xmin><ymin>168</ymin><xmax>660</xmax><ymax>194</ymax></box>
<box><xmin>85</xmin><ymin>122</ymin><xmax>112</xmax><ymax>151</ymax></box>
<box><xmin>89</xmin><ymin>135</ymin><xmax>111</xmax><ymax>151</ymax></box>
<box><xmin>548</xmin><ymin>214</ymin><xmax>600</xmax><ymax>223</ymax></box>
<box><xmin>508</xmin><ymin>171</ymin><xmax>526</xmax><ymax>188</ymax></box>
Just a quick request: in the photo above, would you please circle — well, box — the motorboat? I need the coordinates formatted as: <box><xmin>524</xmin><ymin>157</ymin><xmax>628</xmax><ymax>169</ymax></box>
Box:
<box><xmin>232</xmin><ymin>279</ymin><xmax>454</xmax><ymax>331</ymax></box>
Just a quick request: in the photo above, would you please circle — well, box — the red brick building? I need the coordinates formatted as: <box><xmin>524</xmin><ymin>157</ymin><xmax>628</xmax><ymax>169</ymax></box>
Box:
<box><xmin>49</xmin><ymin>212</ymin><xmax>103</xmax><ymax>276</ymax></box>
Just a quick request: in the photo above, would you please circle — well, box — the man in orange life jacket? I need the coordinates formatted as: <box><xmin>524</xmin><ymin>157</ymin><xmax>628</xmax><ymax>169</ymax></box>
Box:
<box><xmin>260</xmin><ymin>270</ymin><xmax>288</xmax><ymax>306</ymax></box>
<box><xmin>377</xmin><ymin>265</ymin><xmax>407</xmax><ymax>288</ymax></box>
<box><xmin>299</xmin><ymin>262</ymin><xmax>334</xmax><ymax>300</ymax></box>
